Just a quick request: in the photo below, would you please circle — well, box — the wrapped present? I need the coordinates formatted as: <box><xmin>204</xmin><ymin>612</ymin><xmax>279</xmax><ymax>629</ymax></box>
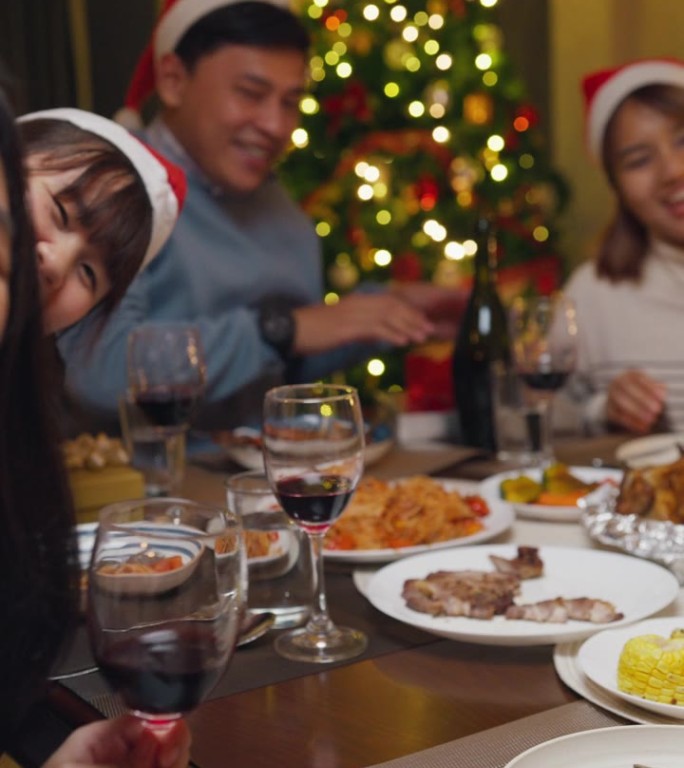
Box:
<box><xmin>63</xmin><ymin>433</ymin><xmax>145</xmax><ymax>523</ymax></box>
<box><xmin>405</xmin><ymin>341</ymin><xmax>455</xmax><ymax>412</ymax></box>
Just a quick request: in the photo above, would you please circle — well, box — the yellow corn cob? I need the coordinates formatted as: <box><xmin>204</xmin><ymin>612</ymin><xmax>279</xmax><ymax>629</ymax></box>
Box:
<box><xmin>618</xmin><ymin>631</ymin><xmax>684</xmax><ymax>705</ymax></box>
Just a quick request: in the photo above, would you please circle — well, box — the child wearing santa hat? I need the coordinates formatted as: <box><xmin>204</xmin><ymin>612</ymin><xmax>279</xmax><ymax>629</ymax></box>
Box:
<box><xmin>559</xmin><ymin>58</ymin><xmax>684</xmax><ymax>436</ymax></box>
<box><xmin>17</xmin><ymin>108</ymin><xmax>186</xmax><ymax>335</ymax></box>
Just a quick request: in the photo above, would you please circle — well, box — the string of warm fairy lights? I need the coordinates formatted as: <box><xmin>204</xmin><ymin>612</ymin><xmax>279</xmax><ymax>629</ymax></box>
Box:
<box><xmin>281</xmin><ymin>0</ymin><xmax>568</xmax><ymax>395</ymax></box>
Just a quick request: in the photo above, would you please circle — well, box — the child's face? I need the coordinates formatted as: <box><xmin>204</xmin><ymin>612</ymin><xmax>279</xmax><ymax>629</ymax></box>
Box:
<box><xmin>25</xmin><ymin>162</ymin><xmax>112</xmax><ymax>334</ymax></box>
<box><xmin>0</xmin><ymin>165</ymin><xmax>10</xmax><ymax>340</ymax></box>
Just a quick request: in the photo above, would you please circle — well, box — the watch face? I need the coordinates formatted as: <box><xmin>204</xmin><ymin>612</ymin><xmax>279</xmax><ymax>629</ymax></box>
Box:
<box><xmin>260</xmin><ymin>304</ymin><xmax>295</xmax><ymax>355</ymax></box>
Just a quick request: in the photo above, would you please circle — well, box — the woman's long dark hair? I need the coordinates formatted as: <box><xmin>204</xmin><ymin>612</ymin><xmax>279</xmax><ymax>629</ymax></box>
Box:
<box><xmin>0</xmin><ymin>92</ymin><xmax>79</xmax><ymax>743</ymax></box>
<box><xmin>597</xmin><ymin>83</ymin><xmax>684</xmax><ymax>281</ymax></box>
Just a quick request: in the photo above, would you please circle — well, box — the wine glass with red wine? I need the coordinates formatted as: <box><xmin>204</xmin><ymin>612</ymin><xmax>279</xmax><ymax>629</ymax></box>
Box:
<box><xmin>509</xmin><ymin>293</ymin><xmax>578</xmax><ymax>465</ymax></box>
<box><xmin>262</xmin><ymin>383</ymin><xmax>367</xmax><ymax>663</ymax></box>
<box><xmin>86</xmin><ymin>498</ymin><xmax>244</xmax><ymax>731</ymax></box>
<box><xmin>127</xmin><ymin>323</ymin><xmax>206</xmax><ymax>432</ymax></box>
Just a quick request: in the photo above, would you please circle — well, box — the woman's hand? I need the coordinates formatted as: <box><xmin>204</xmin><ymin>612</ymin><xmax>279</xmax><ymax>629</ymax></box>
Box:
<box><xmin>605</xmin><ymin>369</ymin><xmax>666</xmax><ymax>434</ymax></box>
<box><xmin>42</xmin><ymin>716</ymin><xmax>191</xmax><ymax>768</ymax></box>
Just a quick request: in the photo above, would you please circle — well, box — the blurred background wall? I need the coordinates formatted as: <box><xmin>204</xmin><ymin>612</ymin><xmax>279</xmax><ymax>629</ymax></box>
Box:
<box><xmin>0</xmin><ymin>0</ymin><xmax>680</xmax><ymax>275</ymax></box>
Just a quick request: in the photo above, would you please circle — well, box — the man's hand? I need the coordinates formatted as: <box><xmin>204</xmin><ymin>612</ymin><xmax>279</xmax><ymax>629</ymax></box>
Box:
<box><xmin>390</xmin><ymin>282</ymin><xmax>468</xmax><ymax>338</ymax></box>
<box><xmin>293</xmin><ymin>292</ymin><xmax>436</xmax><ymax>354</ymax></box>
<box><xmin>292</xmin><ymin>284</ymin><xmax>466</xmax><ymax>355</ymax></box>
<box><xmin>605</xmin><ymin>369</ymin><xmax>666</xmax><ymax>434</ymax></box>
<box><xmin>42</xmin><ymin>716</ymin><xmax>191</xmax><ymax>768</ymax></box>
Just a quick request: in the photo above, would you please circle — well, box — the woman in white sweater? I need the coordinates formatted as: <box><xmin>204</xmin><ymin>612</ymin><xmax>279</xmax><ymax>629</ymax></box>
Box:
<box><xmin>563</xmin><ymin>58</ymin><xmax>684</xmax><ymax>435</ymax></box>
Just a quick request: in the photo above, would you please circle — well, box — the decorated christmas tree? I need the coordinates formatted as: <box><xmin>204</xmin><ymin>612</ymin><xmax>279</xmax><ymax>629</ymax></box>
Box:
<box><xmin>280</xmin><ymin>0</ymin><xmax>569</xmax><ymax>410</ymax></box>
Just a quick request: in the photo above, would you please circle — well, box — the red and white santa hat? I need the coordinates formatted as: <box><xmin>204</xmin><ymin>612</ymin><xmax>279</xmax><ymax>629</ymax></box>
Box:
<box><xmin>115</xmin><ymin>0</ymin><xmax>292</xmax><ymax>130</ymax></box>
<box><xmin>583</xmin><ymin>58</ymin><xmax>684</xmax><ymax>161</ymax></box>
<box><xmin>18</xmin><ymin>107</ymin><xmax>186</xmax><ymax>270</ymax></box>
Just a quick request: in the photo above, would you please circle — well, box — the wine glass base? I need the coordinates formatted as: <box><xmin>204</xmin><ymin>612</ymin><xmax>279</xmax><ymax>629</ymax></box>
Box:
<box><xmin>274</xmin><ymin>624</ymin><xmax>367</xmax><ymax>663</ymax></box>
<box><xmin>133</xmin><ymin>711</ymin><xmax>182</xmax><ymax>734</ymax></box>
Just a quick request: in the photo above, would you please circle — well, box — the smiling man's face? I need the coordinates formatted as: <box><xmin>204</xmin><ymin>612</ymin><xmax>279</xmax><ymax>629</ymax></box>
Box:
<box><xmin>159</xmin><ymin>45</ymin><xmax>307</xmax><ymax>194</ymax></box>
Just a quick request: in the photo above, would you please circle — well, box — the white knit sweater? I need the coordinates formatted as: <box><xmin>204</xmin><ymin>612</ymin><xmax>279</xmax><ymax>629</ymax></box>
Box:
<box><xmin>558</xmin><ymin>239</ymin><xmax>684</xmax><ymax>435</ymax></box>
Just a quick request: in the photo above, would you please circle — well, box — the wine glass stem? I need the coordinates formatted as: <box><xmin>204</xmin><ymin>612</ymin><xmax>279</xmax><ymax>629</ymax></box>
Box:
<box><xmin>305</xmin><ymin>532</ymin><xmax>335</xmax><ymax>635</ymax></box>
<box><xmin>527</xmin><ymin>395</ymin><xmax>553</xmax><ymax>466</ymax></box>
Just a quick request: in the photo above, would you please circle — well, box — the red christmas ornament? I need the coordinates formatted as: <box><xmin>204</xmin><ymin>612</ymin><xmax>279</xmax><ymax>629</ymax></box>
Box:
<box><xmin>515</xmin><ymin>104</ymin><xmax>540</xmax><ymax>129</ymax></box>
<box><xmin>347</xmin><ymin>226</ymin><xmax>365</xmax><ymax>246</ymax></box>
<box><xmin>322</xmin><ymin>80</ymin><xmax>372</xmax><ymax>135</ymax></box>
<box><xmin>414</xmin><ymin>174</ymin><xmax>440</xmax><ymax>211</ymax></box>
<box><xmin>449</xmin><ymin>0</ymin><xmax>467</xmax><ymax>17</ymax></box>
<box><xmin>504</xmin><ymin>129</ymin><xmax>520</xmax><ymax>151</ymax></box>
<box><xmin>392</xmin><ymin>252</ymin><xmax>423</xmax><ymax>282</ymax></box>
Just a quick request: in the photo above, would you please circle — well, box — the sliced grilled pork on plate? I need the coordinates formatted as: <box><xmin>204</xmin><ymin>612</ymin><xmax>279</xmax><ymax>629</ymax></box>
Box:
<box><xmin>505</xmin><ymin>597</ymin><xmax>623</xmax><ymax>623</ymax></box>
<box><xmin>489</xmin><ymin>545</ymin><xmax>544</xmax><ymax>579</ymax></box>
<box><xmin>402</xmin><ymin>569</ymin><xmax>520</xmax><ymax>619</ymax></box>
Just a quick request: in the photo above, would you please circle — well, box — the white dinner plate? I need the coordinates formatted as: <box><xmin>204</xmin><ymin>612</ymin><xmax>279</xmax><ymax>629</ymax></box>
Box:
<box><xmin>479</xmin><ymin>467</ymin><xmax>622</xmax><ymax>523</ymax></box>
<box><xmin>323</xmin><ymin>478</ymin><xmax>514</xmax><ymax>564</ymax></box>
<box><xmin>578</xmin><ymin>617</ymin><xmax>684</xmax><ymax>720</ymax></box>
<box><xmin>554</xmin><ymin>628</ymin><xmax>684</xmax><ymax>727</ymax></box>
<box><xmin>504</xmin><ymin>725</ymin><xmax>684</xmax><ymax>768</ymax></box>
<box><xmin>365</xmin><ymin>545</ymin><xmax>679</xmax><ymax>646</ymax></box>
<box><xmin>615</xmin><ymin>432</ymin><xmax>684</xmax><ymax>468</ymax></box>
<box><xmin>218</xmin><ymin>427</ymin><xmax>393</xmax><ymax>470</ymax></box>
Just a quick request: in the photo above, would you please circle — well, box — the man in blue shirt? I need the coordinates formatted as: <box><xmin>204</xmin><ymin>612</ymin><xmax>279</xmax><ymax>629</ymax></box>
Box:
<box><xmin>59</xmin><ymin>0</ymin><xmax>464</xmax><ymax>431</ymax></box>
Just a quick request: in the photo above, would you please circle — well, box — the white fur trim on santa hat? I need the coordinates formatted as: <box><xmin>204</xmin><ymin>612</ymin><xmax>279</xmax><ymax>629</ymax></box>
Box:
<box><xmin>18</xmin><ymin>107</ymin><xmax>180</xmax><ymax>269</ymax></box>
<box><xmin>155</xmin><ymin>0</ymin><xmax>292</xmax><ymax>60</ymax></box>
<box><xmin>587</xmin><ymin>60</ymin><xmax>684</xmax><ymax>160</ymax></box>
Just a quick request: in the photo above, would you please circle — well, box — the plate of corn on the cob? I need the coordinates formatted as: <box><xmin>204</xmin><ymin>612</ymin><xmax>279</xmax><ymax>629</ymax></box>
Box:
<box><xmin>578</xmin><ymin>617</ymin><xmax>684</xmax><ymax>719</ymax></box>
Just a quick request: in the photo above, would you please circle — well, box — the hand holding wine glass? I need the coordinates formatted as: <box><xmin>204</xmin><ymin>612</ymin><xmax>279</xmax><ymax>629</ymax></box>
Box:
<box><xmin>262</xmin><ymin>383</ymin><xmax>367</xmax><ymax>663</ymax></box>
<box><xmin>86</xmin><ymin>498</ymin><xmax>244</xmax><ymax>730</ymax></box>
<box><xmin>509</xmin><ymin>293</ymin><xmax>578</xmax><ymax>464</ymax></box>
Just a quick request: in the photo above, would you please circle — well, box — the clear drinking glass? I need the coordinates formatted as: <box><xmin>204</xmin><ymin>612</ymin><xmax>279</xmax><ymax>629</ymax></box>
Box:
<box><xmin>262</xmin><ymin>383</ymin><xmax>367</xmax><ymax>663</ymax></box>
<box><xmin>86</xmin><ymin>498</ymin><xmax>245</xmax><ymax>731</ymax></box>
<box><xmin>509</xmin><ymin>293</ymin><xmax>578</xmax><ymax>465</ymax></box>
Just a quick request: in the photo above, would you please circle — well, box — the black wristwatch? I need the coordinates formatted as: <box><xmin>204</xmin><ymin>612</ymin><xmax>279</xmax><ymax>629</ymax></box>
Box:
<box><xmin>258</xmin><ymin>299</ymin><xmax>297</xmax><ymax>359</ymax></box>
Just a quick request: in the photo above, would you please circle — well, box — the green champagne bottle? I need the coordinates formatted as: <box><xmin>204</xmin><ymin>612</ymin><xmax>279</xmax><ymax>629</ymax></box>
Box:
<box><xmin>452</xmin><ymin>216</ymin><xmax>510</xmax><ymax>451</ymax></box>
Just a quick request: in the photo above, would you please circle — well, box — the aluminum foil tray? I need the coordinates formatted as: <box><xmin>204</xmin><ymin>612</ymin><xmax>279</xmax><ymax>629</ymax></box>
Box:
<box><xmin>580</xmin><ymin>483</ymin><xmax>684</xmax><ymax>584</ymax></box>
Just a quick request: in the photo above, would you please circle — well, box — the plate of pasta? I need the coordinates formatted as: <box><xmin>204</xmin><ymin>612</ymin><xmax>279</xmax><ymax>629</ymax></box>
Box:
<box><xmin>323</xmin><ymin>475</ymin><xmax>514</xmax><ymax>564</ymax></box>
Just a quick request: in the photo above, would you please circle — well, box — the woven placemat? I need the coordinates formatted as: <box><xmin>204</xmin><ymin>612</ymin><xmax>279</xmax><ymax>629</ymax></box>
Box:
<box><xmin>365</xmin><ymin>700</ymin><xmax>628</xmax><ymax>768</ymax></box>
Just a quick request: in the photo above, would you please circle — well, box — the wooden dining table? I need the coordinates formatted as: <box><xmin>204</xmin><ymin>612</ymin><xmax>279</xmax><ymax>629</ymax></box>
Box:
<box><xmin>12</xmin><ymin>431</ymin><xmax>672</xmax><ymax>768</ymax></box>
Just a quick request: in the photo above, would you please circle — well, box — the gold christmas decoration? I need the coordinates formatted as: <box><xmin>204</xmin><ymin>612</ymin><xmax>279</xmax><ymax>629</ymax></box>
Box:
<box><xmin>463</xmin><ymin>92</ymin><xmax>493</xmax><ymax>125</ymax></box>
<box><xmin>424</xmin><ymin>79</ymin><xmax>451</xmax><ymax>110</ymax></box>
<box><xmin>328</xmin><ymin>258</ymin><xmax>360</xmax><ymax>291</ymax></box>
<box><xmin>498</xmin><ymin>197</ymin><xmax>515</xmax><ymax>217</ymax></box>
<box><xmin>384</xmin><ymin>39</ymin><xmax>413</xmax><ymax>70</ymax></box>
<box><xmin>349</xmin><ymin>29</ymin><xmax>374</xmax><ymax>56</ymax></box>
<box><xmin>449</xmin><ymin>156</ymin><xmax>480</xmax><ymax>193</ymax></box>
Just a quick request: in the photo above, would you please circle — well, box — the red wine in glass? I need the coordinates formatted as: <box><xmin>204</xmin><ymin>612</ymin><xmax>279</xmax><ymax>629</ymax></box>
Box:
<box><xmin>134</xmin><ymin>385</ymin><xmax>200</xmax><ymax>428</ymax></box>
<box><xmin>519</xmin><ymin>371</ymin><xmax>571</xmax><ymax>392</ymax></box>
<box><xmin>275</xmin><ymin>474</ymin><xmax>353</xmax><ymax>534</ymax></box>
<box><xmin>95</xmin><ymin>624</ymin><xmax>229</xmax><ymax>716</ymax></box>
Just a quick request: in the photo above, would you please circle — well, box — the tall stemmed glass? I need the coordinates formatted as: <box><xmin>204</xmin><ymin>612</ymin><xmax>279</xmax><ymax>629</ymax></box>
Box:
<box><xmin>86</xmin><ymin>498</ymin><xmax>245</xmax><ymax>731</ymax></box>
<box><xmin>509</xmin><ymin>293</ymin><xmax>578</xmax><ymax>465</ymax></box>
<box><xmin>127</xmin><ymin>323</ymin><xmax>206</xmax><ymax>431</ymax></box>
<box><xmin>262</xmin><ymin>383</ymin><xmax>367</xmax><ymax>663</ymax></box>
<box><xmin>125</xmin><ymin>324</ymin><xmax>206</xmax><ymax>495</ymax></box>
